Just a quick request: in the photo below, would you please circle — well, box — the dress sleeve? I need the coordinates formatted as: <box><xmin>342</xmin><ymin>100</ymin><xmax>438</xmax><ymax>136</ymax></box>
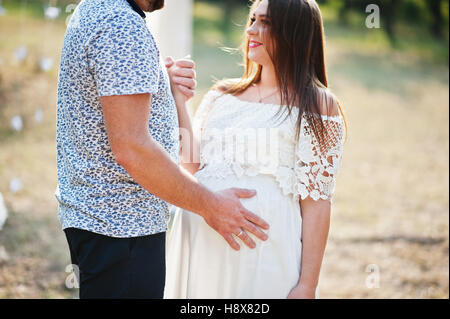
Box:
<box><xmin>294</xmin><ymin>115</ymin><xmax>346</xmax><ymax>203</ymax></box>
<box><xmin>193</xmin><ymin>90</ymin><xmax>221</xmax><ymax>134</ymax></box>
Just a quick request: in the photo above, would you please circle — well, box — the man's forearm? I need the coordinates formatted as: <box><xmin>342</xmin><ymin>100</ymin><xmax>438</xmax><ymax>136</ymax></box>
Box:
<box><xmin>117</xmin><ymin>132</ymin><xmax>212</xmax><ymax>217</ymax></box>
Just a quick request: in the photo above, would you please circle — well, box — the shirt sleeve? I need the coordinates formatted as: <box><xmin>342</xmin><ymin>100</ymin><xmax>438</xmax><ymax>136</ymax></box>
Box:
<box><xmin>294</xmin><ymin>115</ymin><xmax>346</xmax><ymax>203</ymax></box>
<box><xmin>87</xmin><ymin>10</ymin><xmax>160</xmax><ymax>97</ymax></box>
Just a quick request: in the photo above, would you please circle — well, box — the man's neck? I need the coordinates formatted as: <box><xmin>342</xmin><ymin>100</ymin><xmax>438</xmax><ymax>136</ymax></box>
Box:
<box><xmin>126</xmin><ymin>0</ymin><xmax>146</xmax><ymax>18</ymax></box>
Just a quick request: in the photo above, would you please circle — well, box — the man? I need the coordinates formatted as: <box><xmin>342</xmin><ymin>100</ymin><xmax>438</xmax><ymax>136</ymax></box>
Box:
<box><xmin>56</xmin><ymin>0</ymin><xmax>269</xmax><ymax>299</ymax></box>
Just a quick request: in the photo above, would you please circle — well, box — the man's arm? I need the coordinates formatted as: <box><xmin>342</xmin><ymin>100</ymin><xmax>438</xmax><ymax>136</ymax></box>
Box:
<box><xmin>101</xmin><ymin>93</ymin><xmax>270</xmax><ymax>250</ymax></box>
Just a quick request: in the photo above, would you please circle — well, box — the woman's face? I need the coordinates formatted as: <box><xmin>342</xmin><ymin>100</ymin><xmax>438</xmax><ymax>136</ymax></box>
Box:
<box><xmin>246</xmin><ymin>0</ymin><xmax>273</xmax><ymax>67</ymax></box>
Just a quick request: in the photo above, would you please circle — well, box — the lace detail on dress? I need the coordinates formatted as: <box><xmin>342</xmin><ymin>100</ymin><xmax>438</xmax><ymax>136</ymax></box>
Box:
<box><xmin>293</xmin><ymin>116</ymin><xmax>345</xmax><ymax>203</ymax></box>
<box><xmin>193</xmin><ymin>90</ymin><xmax>222</xmax><ymax>134</ymax></box>
<box><xmin>195</xmin><ymin>91</ymin><xmax>345</xmax><ymax>203</ymax></box>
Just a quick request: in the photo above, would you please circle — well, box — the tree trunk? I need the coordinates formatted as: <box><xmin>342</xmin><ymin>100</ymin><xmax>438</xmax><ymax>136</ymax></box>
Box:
<box><xmin>427</xmin><ymin>0</ymin><xmax>443</xmax><ymax>39</ymax></box>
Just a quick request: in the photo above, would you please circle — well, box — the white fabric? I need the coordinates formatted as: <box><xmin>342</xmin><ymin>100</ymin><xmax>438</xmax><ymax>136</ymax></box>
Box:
<box><xmin>164</xmin><ymin>91</ymin><xmax>345</xmax><ymax>299</ymax></box>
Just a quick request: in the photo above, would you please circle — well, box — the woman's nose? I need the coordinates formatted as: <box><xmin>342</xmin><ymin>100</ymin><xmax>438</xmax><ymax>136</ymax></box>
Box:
<box><xmin>246</xmin><ymin>24</ymin><xmax>257</xmax><ymax>36</ymax></box>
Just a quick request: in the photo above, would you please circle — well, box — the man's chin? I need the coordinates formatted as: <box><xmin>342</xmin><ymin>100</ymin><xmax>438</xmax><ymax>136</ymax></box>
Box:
<box><xmin>149</xmin><ymin>0</ymin><xmax>164</xmax><ymax>12</ymax></box>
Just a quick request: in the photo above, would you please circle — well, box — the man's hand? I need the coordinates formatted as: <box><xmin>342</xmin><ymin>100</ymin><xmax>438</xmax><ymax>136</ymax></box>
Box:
<box><xmin>201</xmin><ymin>188</ymin><xmax>270</xmax><ymax>251</ymax></box>
<box><xmin>165</xmin><ymin>56</ymin><xmax>196</xmax><ymax>103</ymax></box>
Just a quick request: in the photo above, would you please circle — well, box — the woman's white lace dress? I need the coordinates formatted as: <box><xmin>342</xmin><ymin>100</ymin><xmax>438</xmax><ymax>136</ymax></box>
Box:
<box><xmin>164</xmin><ymin>90</ymin><xmax>346</xmax><ymax>299</ymax></box>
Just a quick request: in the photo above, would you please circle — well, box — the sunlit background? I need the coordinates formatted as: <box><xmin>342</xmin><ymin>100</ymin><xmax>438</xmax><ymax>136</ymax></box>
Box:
<box><xmin>0</xmin><ymin>0</ymin><xmax>448</xmax><ymax>298</ymax></box>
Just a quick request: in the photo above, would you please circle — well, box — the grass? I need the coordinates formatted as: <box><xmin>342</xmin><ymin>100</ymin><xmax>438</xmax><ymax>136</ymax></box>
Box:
<box><xmin>0</xmin><ymin>0</ymin><xmax>448</xmax><ymax>298</ymax></box>
<box><xmin>319</xmin><ymin>2</ymin><xmax>449</xmax><ymax>65</ymax></box>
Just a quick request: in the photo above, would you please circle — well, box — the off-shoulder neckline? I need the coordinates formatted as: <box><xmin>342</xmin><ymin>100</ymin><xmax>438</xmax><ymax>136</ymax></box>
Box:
<box><xmin>217</xmin><ymin>92</ymin><xmax>344</xmax><ymax>121</ymax></box>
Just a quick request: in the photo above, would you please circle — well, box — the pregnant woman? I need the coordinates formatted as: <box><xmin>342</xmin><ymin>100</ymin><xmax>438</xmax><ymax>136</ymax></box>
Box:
<box><xmin>165</xmin><ymin>0</ymin><xmax>348</xmax><ymax>299</ymax></box>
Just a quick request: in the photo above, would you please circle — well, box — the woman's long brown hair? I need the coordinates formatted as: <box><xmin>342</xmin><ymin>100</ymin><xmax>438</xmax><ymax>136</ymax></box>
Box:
<box><xmin>214</xmin><ymin>0</ymin><xmax>348</xmax><ymax>145</ymax></box>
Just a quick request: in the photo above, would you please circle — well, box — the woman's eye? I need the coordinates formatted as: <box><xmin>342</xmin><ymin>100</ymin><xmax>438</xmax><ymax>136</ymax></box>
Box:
<box><xmin>249</xmin><ymin>17</ymin><xmax>270</xmax><ymax>26</ymax></box>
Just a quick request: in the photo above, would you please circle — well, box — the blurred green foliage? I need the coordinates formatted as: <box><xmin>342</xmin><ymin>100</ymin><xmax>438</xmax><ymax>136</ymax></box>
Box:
<box><xmin>4</xmin><ymin>0</ymin><xmax>448</xmax><ymax>45</ymax></box>
<box><xmin>199</xmin><ymin>0</ymin><xmax>449</xmax><ymax>63</ymax></box>
<box><xmin>325</xmin><ymin>0</ymin><xmax>449</xmax><ymax>42</ymax></box>
<box><xmin>2</xmin><ymin>0</ymin><xmax>448</xmax><ymax>66</ymax></box>
<box><xmin>214</xmin><ymin>0</ymin><xmax>449</xmax><ymax>42</ymax></box>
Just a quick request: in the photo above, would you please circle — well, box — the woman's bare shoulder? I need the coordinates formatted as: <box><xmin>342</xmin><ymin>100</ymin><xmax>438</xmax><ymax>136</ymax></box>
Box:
<box><xmin>317</xmin><ymin>87</ymin><xmax>341</xmax><ymax>117</ymax></box>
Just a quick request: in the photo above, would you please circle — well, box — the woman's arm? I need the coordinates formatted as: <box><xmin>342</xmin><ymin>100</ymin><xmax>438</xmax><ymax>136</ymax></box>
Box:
<box><xmin>288</xmin><ymin>90</ymin><xmax>344</xmax><ymax>298</ymax></box>
<box><xmin>288</xmin><ymin>198</ymin><xmax>331</xmax><ymax>299</ymax></box>
<box><xmin>176</xmin><ymin>99</ymin><xmax>201</xmax><ymax>175</ymax></box>
<box><xmin>165</xmin><ymin>57</ymin><xmax>201</xmax><ymax>175</ymax></box>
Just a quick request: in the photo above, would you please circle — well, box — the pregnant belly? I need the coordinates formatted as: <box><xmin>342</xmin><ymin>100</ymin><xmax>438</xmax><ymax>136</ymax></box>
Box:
<box><xmin>194</xmin><ymin>165</ymin><xmax>302</xmax><ymax>231</ymax></box>
<box><xmin>178</xmin><ymin>166</ymin><xmax>303</xmax><ymax>298</ymax></box>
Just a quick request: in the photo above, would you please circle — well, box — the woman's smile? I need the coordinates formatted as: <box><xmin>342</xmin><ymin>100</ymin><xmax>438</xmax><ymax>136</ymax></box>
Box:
<box><xmin>249</xmin><ymin>40</ymin><xmax>263</xmax><ymax>49</ymax></box>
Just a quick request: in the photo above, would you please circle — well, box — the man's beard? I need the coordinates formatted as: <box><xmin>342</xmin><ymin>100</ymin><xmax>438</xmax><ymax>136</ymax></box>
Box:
<box><xmin>149</xmin><ymin>0</ymin><xmax>164</xmax><ymax>12</ymax></box>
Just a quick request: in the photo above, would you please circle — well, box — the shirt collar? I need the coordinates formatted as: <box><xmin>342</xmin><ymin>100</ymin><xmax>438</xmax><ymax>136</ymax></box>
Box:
<box><xmin>126</xmin><ymin>0</ymin><xmax>146</xmax><ymax>19</ymax></box>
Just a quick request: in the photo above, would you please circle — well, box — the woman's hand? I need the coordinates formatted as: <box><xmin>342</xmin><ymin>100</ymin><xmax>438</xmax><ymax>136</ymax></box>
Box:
<box><xmin>287</xmin><ymin>284</ymin><xmax>317</xmax><ymax>299</ymax></box>
<box><xmin>165</xmin><ymin>56</ymin><xmax>197</xmax><ymax>105</ymax></box>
